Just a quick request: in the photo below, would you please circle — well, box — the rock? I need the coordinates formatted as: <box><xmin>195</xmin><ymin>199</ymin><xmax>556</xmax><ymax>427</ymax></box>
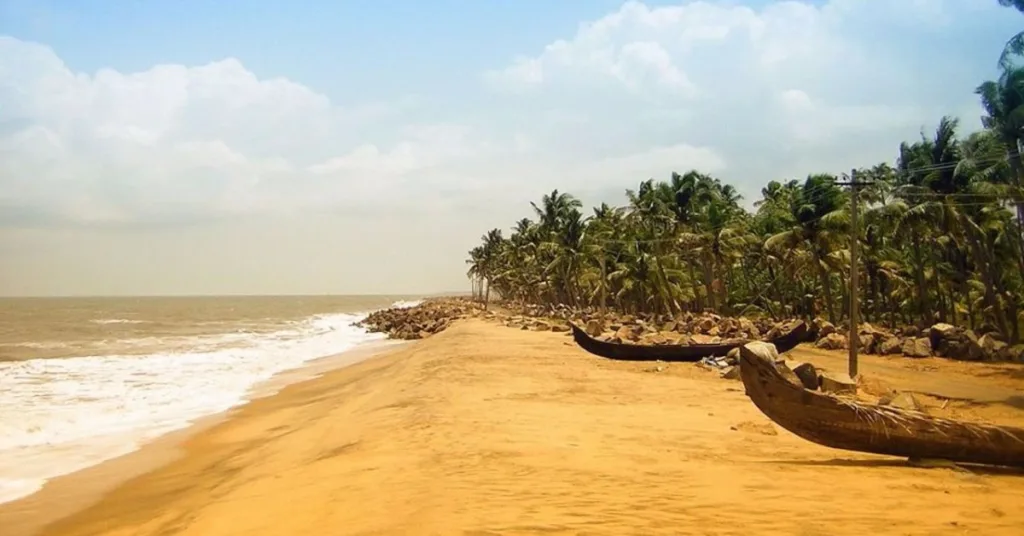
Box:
<box><xmin>979</xmin><ymin>333</ymin><xmax>1008</xmax><ymax>361</ymax></box>
<box><xmin>739</xmin><ymin>341</ymin><xmax>780</xmax><ymax>367</ymax></box>
<box><xmin>641</xmin><ymin>332</ymin><xmax>669</xmax><ymax>345</ymax></box>
<box><xmin>814</xmin><ymin>318</ymin><xmax>837</xmax><ymax>338</ymax></box>
<box><xmin>697</xmin><ymin>317</ymin><xmax>715</xmax><ymax>333</ymax></box>
<box><xmin>585</xmin><ymin>319</ymin><xmax>604</xmax><ymax>337</ymax></box>
<box><xmin>737</xmin><ymin>317</ymin><xmax>759</xmax><ymax>338</ymax></box>
<box><xmin>878</xmin><ymin>336</ymin><xmax>902</xmax><ymax>355</ymax></box>
<box><xmin>879</xmin><ymin>392</ymin><xmax>925</xmax><ymax>412</ymax></box>
<box><xmin>532</xmin><ymin>320</ymin><xmax>552</xmax><ymax>331</ymax></box>
<box><xmin>691</xmin><ymin>334</ymin><xmax>722</xmax><ymax>344</ymax></box>
<box><xmin>858</xmin><ymin>334</ymin><xmax>876</xmax><ymax>354</ymax></box>
<box><xmin>720</xmin><ymin>366</ymin><xmax>741</xmax><ymax>380</ymax></box>
<box><xmin>726</xmin><ymin>347</ymin><xmax>741</xmax><ymax>366</ymax></box>
<box><xmin>615</xmin><ymin>324</ymin><xmax>642</xmax><ymax>342</ymax></box>
<box><xmin>929</xmin><ymin>323</ymin><xmax>958</xmax><ymax>342</ymax></box>
<box><xmin>357</xmin><ymin>298</ymin><xmax>477</xmax><ymax>340</ymax></box>
<box><xmin>819</xmin><ymin>371</ymin><xmax>858</xmax><ymax>396</ymax></box>
<box><xmin>901</xmin><ymin>337</ymin><xmax>932</xmax><ymax>358</ymax></box>
<box><xmin>1008</xmin><ymin>345</ymin><xmax>1024</xmax><ymax>363</ymax></box>
<box><xmin>551</xmin><ymin>324</ymin><xmax>569</xmax><ymax>333</ymax></box>
<box><xmin>782</xmin><ymin>360</ymin><xmax>820</xmax><ymax>390</ymax></box>
<box><xmin>815</xmin><ymin>333</ymin><xmax>847</xmax><ymax>350</ymax></box>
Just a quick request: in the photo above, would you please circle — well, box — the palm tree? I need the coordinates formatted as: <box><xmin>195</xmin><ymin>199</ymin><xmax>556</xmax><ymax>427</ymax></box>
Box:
<box><xmin>466</xmin><ymin>44</ymin><xmax>1024</xmax><ymax>343</ymax></box>
<box><xmin>998</xmin><ymin>0</ymin><xmax>1024</xmax><ymax>68</ymax></box>
<box><xmin>765</xmin><ymin>175</ymin><xmax>848</xmax><ymax>323</ymax></box>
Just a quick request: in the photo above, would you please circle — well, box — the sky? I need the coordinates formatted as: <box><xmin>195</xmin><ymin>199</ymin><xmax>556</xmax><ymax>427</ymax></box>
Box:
<box><xmin>0</xmin><ymin>0</ymin><xmax>1020</xmax><ymax>296</ymax></box>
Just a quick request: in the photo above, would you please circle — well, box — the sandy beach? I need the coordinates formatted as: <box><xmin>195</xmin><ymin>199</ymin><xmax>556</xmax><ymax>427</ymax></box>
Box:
<box><xmin>4</xmin><ymin>318</ymin><xmax>1024</xmax><ymax>535</ymax></box>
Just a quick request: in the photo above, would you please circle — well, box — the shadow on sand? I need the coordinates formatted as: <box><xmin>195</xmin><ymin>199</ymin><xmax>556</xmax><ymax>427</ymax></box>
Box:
<box><xmin>767</xmin><ymin>458</ymin><xmax>1024</xmax><ymax>476</ymax></box>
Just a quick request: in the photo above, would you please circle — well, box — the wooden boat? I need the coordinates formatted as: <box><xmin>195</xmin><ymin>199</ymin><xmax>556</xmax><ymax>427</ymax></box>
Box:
<box><xmin>568</xmin><ymin>320</ymin><xmax>807</xmax><ymax>362</ymax></box>
<box><xmin>738</xmin><ymin>342</ymin><xmax>1024</xmax><ymax>468</ymax></box>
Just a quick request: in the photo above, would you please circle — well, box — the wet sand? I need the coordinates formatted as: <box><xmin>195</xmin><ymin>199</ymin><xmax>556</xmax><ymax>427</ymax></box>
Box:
<box><xmin>6</xmin><ymin>319</ymin><xmax>1024</xmax><ymax>535</ymax></box>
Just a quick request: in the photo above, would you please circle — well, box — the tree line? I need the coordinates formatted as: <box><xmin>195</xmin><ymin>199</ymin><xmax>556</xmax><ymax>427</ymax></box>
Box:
<box><xmin>467</xmin><ymin>2</ymin><xmax>1024</xmax><ymax>344</ymax></box>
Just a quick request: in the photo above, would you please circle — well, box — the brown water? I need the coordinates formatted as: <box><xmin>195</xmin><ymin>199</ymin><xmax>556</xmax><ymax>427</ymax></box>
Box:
<box><xmin>0</xmin><ymin>294</ymin><xmax>422</xmax><ymax>505</ymax></box>
<box><xmin>0</xmin><ymin>295</ymin><xmax>418</xmax><ymax>361</ymax></box>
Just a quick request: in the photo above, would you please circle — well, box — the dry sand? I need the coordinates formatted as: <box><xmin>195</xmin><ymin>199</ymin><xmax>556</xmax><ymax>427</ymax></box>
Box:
<box><xmin>5</xmin><ymin>319</ymin><xmax>1024</xmax><ymax>535</ymax></box>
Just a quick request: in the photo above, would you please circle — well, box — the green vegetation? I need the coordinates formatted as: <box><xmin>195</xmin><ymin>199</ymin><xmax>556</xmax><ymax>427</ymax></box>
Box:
<box><xmin>467</xmin><ymin>15</ymin><xmax>1024</xmax><ymax>344</ymax></box>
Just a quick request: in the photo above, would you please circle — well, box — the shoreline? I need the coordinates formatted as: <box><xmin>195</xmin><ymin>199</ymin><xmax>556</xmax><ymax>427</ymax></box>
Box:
<box><xmin>7</xmin><ymin>317</ymin><xmax>1024</xmax><ymax>534</ymax></box>
<box><xmin>0</xmin><ymin>339</ymin><xmax>407</xmax><ymax>536</ymax></box>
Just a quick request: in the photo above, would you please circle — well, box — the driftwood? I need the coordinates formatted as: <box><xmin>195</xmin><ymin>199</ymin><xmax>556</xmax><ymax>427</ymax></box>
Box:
<box><xmin>738</xmin><ymin>342</ymin><xmax>1024</xmax><ymax>468</ymax></box>
<box><xmin>568</xmin><ymin>321</ymin><xmax>807</xmax><ymax>362</ymax></box>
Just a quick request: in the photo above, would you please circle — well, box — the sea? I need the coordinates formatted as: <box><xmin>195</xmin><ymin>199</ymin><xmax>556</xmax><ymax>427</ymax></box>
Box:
<box><xmin>0</xmin><ymin>295</ymin><xmax>422</xmax><ymax>505</ymax></box>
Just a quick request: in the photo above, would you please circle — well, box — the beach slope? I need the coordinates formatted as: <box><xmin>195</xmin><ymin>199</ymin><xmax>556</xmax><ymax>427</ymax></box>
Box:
<box><xmin>26</xmin><ymin>319</ymin><xmax>1024</xmax><ymax>535</ymax></box>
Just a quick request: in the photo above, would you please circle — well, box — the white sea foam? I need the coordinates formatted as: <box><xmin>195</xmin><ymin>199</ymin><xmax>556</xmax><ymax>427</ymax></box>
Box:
<box><xmin>90</xmin><ymin>318</ymin><xmax>148</xmax><ymax>324</ymax></box>
<box><xmin>0</xmin><ymin>312</ymin><xmax>385</xmax><ymax>504</ymax></box>
<box><xmin>390</xmin><ymin>299</ymin><xmax>423</xmax><ymax>309</ymax></box>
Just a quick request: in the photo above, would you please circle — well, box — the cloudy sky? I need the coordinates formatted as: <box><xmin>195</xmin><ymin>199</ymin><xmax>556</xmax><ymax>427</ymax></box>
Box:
<box><xmin>0</xmin><ymin>0</ymin><xmax>1018</xmax><ymax>296</ymax></box>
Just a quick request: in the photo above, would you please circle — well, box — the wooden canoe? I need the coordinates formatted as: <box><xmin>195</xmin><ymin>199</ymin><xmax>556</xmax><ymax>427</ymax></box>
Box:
<box><xmin>569</xmin><ymin>320</ymin><xmax>807</xmax><ymax>362</ymax></box>
<box><xmin>738</xmin><ymin>342</ymin><xmax>1024</xmax><ymax>468</ymax></box>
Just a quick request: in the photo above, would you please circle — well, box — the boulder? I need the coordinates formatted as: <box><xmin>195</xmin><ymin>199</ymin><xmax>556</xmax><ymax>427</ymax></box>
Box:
<box><xmin>585</xmin><ymin>319</ymin><xmax>604</xmax><ymax>337</ymax></box>
<box><xmin>782</xmin><ymin>360</ymin><xmax>820</xmax><ymax>390</ymax></box>
<box><xmin>737</xmin><ymin>317</ymin><xmax>761</xmax><ymax>338</ymax></box>
<box><xmin>979</xmin><ymin>333</ymin><xmax>1008</xmax><ymax>361</ymax></box>
<box><xmin>726</xmin><ymin>347</ymin><xmax>741</xmax><ymax>366</ymax></box>
<box><xmin>641</xmin><ymin>332</ymin><xmax>670</xmax><ymax>345</ymax></box>
<box><xmin>814</xmin><ymin>318</ymin><xmax>837</xmax><ymax>339</ymax></box>
<box><xmin>1008</xmin><ymin>344</ymin><xmax>1024</xmax><ymax>363</ymax></box>
<box><xmin>615</xmin><ymin>325</ymin><xmax>642</xmax><ymax>342</ymax></box>
<box><xmin>878</xmin><ymin>336</ymin><xmax>902</xmax><ymax>355</ymax></box>
<box><xmin>901</xmin><ymin>337</ymin><xmax>932</xmax><ymax>358</ymax></box>
<box><xmin>815</xmin><ymin>333</ymin><xmax>848</xmax><ymax>350</ymax></box>
<box><xmin>819</xmin><ymin>371</ymin><xmax>858</xmax><ymax>396</ymax></box>
<box><xmin>741</xmin><ymin>341</ymin><xmax>780</xmax><ymax>361</ymax></box>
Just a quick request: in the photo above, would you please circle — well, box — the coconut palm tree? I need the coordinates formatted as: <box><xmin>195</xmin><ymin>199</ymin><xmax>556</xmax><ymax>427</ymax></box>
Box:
<box><xmin>998</xmin><ymin>0</ymin><xmax>1024</xmax><ymax>68</ymax></box>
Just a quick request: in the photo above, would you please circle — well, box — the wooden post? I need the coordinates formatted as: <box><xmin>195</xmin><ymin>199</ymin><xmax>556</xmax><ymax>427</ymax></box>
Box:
<box><xmin>848</xmin><ymin>170</ymin><xmax>860</xmax><ymax>379</ymax></box>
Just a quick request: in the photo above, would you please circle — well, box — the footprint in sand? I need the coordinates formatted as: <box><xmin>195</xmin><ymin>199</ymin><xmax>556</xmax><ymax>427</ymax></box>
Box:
<box><xmin>730</xmin><ymin>420</ymin><xmax>778</xmax><ymax>436</ymax></box>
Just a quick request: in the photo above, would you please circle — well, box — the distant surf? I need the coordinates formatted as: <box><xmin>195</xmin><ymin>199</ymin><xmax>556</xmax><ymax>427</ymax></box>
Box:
<box><xmin>0</xmin><ymin>298</ymin><xmax>419</xmax><ymax>504</ymax></box>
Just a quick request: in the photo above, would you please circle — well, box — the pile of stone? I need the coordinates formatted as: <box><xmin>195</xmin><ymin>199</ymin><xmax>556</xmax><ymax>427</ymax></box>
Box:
<box><xmin>494</xmin><ymin>301</ymin><xmax>1024</xmax><ymax>362</ymax></box>
<box><xmin>357</xmin><ymin>298</ymin><xmax>480</xmax><ymax>340</ymax></box>
<box><xmin>500</xmin><ymin>314</ymin><xmax>570</xmax><ymax>332</ymax></box>
<box><xmin>574</xmin><ymin>312</ymin><xmax>780</xmax><ymax>346</ymax></box>
<box><xmin>808</xmin><ymin>318</ymin><xmax>1024</xmax><ymax>362</ymax></box>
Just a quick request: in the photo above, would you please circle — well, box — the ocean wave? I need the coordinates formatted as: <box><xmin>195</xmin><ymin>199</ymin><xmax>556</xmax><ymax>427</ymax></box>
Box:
<box><xmin>0</xmin><ymin>311</ymin><xmax>385</xmax><ymax>504</ymax></box>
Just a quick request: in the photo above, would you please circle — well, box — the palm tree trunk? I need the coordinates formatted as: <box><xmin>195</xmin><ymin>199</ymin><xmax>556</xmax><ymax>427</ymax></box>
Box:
<box><xmin>599</xmin><ymin>256</ymin><xmax>608</xmax><ymax>313</ymax></box>
<box><xmin>813</xmin><ymin>249</ymin><xmax>836</xmax><ymax>324</ymax></box>
<box><xmin>910</xmin><ymin>234</ymin><xmax>930</xmax><ymax>324</ymax></box>
<box><xmin>687</xmin><ymin>261</ymin><xmax>701</xmax><ymax>312</ymax></box>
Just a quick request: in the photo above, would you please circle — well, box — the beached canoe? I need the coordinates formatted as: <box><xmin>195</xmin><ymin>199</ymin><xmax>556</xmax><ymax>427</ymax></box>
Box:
<box><xmin>738</xmin><ymin>342</ymin><xmax>1024</xmax><ymax>468</ymax></box>
<box><xmin>568</xmin><ymin>320</ymin><xmax>807</xmax><ymax>362</ymax></box>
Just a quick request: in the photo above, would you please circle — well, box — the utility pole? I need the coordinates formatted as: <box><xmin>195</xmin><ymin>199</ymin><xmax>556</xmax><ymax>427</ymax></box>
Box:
<box><xmin>848</xmin><ymin>170</ymin><xmax>860</xmax><ymax>379</ymax></box>
<box><xmin>837</xmin><ymin>170</ymin><xmax>872</xmax><ymax>379</ymax></box>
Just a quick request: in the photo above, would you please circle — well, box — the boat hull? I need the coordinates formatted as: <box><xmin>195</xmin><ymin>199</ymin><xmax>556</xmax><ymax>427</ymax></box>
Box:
<box><xmin>569</xmin><ymin>321</ymin><xmax>806</xmax><ymax>362</ymax></box>
<box><xmin>738</xmin><ymin>342</ymin><xmax>1024</xmax><ymax>468</ymax></box>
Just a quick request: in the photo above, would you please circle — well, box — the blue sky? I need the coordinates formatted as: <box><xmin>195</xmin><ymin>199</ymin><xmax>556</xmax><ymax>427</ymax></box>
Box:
<box><xmin>0</xmin><ymin>0</ymin><xmax>1020</xmax><ymax>295</ymax></box>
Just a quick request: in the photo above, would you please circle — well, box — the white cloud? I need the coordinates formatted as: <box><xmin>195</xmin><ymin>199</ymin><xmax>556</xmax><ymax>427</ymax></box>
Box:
<box><xmin>0</xmin><ymin>36</ymin><xmax>484</xmax><ymax>225</ymax></box>
<box><xmin>481</xmin><ymin>0</ymin><xmax>1012</xmax><ymax>203</ymax></box>
<box><xmin>0</xmin><ymin>0</ymin><xmax>1015</xmax><ymax>230</ymax></box>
